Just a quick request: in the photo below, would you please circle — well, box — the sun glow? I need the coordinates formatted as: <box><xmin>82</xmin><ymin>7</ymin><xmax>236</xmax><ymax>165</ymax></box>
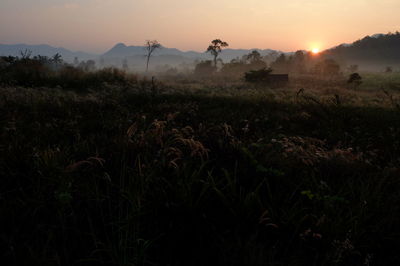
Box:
<box><xmin>312</xmin><ymin>48</ymin><xmax>320</xmax><ymax>54</ymax></box>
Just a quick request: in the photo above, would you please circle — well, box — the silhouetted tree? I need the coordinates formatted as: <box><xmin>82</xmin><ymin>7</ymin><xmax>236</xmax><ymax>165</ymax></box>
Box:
<box><xmin>385</xmin><ymin>66</ymin><xmax>393</xmax><ymax>73</ymax></box>
<box><xmin>19</xmin><ymin>49</ymin><xmax>32</xmax><ymax>60</ymax></box>
<box><xmin>52</xmin><ymin>53</ymin><xmax>62</xmax><ymax>64</ymax></box>
<box><xmin>348</xmin><ymin>73</ymin><xmax>362</xmax><ymax>88</ymax></box>
<box><xmin>206</xmin><ymin>39</ymin><xmax>229</xmax><ymax>67</ymax></box>
<box><xmin>244</xmin><ymin>50</ymin><xmax>267</xmax><ymax>69</ymax></box>
<box><xmin>245</xmin><ymin>50</ymin><xmax>262</xmax><ymax>63</ymax></box>
<box><xmin>145</xmin><ymin>40</ymin><xmax>162</xmax><ymax>72</ymax></box>
<box><xmin>51</xmin><ymin>53</ymin><xmax>63</xmax><ymax>70</ymax></box>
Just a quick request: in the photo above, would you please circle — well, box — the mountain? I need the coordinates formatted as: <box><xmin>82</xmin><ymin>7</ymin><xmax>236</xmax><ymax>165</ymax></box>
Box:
<box><xmin>0</xmin><ymin>44</ymin><xmax>96</xmax><ymax>62</ymax></box>
<box><xmin>321</xmin><ymin>32</ymin><xmax>400</xmax><ymax>70</ymax></box>
<box><xmin>102</xmin><ymin>43</ymin><xmax>282</xmax><ymax>62</ymax></box>
<box><xmin>0</xmin><ymin>42</ymin><xmax>283</xmax><ymax>70</ymax></box>
<box><xmin>4</xmin><ymin>32</ymin><xmax>399</xmax><ymax>71</ymax></box>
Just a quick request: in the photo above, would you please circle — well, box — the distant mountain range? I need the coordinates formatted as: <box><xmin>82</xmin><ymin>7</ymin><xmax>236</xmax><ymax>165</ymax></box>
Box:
<box><xmin>0</xmin><ymin>42</ymin><xmax>282</xmax><ymax>65</ymax></box>
<box><xmin>102</xmin><ymin>42</ymin><xmax>280</xmax><ymax>61</ymax></box>
<box><xmin>1</xmin><ymin>32</ymin><xmax>399</xmax><ymax>70</ymax></box>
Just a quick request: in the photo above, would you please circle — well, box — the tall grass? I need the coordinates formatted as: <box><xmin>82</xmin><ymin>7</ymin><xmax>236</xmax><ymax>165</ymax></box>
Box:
<box><xmin>1</xmin><ymin>85</ymin><xmax>400</xmax><ymax>265</ymax></box>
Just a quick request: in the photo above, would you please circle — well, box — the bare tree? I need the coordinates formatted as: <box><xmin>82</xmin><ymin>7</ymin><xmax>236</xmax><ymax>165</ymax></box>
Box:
<box><xmin>19</xmin><ymin>49</ymin><xmax>32</xmax><ymax>59</ymax></box>
<box><xmin>206</xmin><ymin>39</ymin><xmax>229</xmax><ymax>67</ymax></box>
<box><xmin>52</xmin><ymin>53</ymin><xmax>63</xmax><ymax>65</ymax></box>
<box><xmin>145</xmin><ymin>40</ymin><xmax>162</xmax><ymax>72</ymax></box>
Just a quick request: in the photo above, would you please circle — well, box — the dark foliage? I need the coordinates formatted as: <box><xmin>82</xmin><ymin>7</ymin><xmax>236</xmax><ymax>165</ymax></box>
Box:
<box><xmin>323</xmin><ymin>32</ymin><xmax>400</xmax><ymax>65</ymax></box>
<box><xmin>244</xmin><ymin>68</ymin><xmax>273</xmax><ymax>82</ymax></box>
<box><xmin>348</xmin><ymin>73</ymin><xmax>362</xmax><ymax>86</ymax></box>
<box><xmin>0</xmin><ymin>55</ymin><xmax>137</xmax><ymax>90</ymax></box>
<box><xmin>1</xmin><ymin>87</ymin><xmax>400</xmax><ymax>265</ymax></box>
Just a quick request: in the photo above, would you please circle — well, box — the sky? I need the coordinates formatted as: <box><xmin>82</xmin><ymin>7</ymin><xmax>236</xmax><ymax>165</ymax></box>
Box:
<box><xmin>0</xmin><ymin>0</ymin><xmax>399</xmax><ymax>53</ymax></box>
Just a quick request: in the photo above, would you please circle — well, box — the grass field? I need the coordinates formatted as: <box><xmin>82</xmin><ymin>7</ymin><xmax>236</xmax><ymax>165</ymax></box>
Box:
<box><xmin>1</xmin><ymin>77</ymin><xmax>400</xmax><ymax>265</ymax></box>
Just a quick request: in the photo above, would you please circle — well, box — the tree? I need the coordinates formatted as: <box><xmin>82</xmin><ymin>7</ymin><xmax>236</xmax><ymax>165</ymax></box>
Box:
<box><xmin>145</xmin><ymin>40</ymin><xmax>162</xmax><ymax>72</ymax></box>
<box><xmin>73</xmin><ymin>57</ymin><xmax>79</xmax><ymax>66</ymax></box>
<box><xmin>206</xmin><ymin>39</ymin><xmax>229</xmax><ymax>67</ymax></box>
<box><xmin>19</xmin><ymin>49</ymin><xmax>32</xmax><ymax>60</ymax></box>
<box><xmin>270</xmin><ymin>53</ymin><xmax>289</xmax><ymax>73</ymax></box>
<box><xmin>291</xmin><ymin>50</ymin><xmax>306</xmax><ymax>73</ymax></box>
<box><xmin>51</xmin><ymin>53</ymin><xmax>63</xmax><ymax>70</ymax></box>
<box><xmin>385</xmin><ymin>66</ymin><xmax>393</xmax><ymax>73</ymax></box>
<box><xmin>242</xmin><ymin>50</ymin><xmax>267</xmax><ymax>70</ymax></box>
<box><xmin>314</xmin><ymin>59</ymin><xmax>340</xmax><ymax>76</ymax></box>
<box><xmin>245</xmin><ymin>50</ymin><xmax>262</xmax><ymax>63</ymax></box>
<box><xmin>348</xmin><ymin>72</ymin><xmax>362</xmax><ymax>88</ymax></box>
<box><xmin>52</xmin><ymin>53</ymin><xmax>62</xmax><ymax>64</ymax></box>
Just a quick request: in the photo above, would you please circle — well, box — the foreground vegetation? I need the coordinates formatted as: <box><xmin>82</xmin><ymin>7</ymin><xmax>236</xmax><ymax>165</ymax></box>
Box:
<box><xmin>1</xmin><ymin>78</ymin><xmax>400</xmax><ymax>266</ymax></box>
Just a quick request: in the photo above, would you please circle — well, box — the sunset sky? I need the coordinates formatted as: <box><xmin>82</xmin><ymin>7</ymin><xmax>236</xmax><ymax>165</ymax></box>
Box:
<box><xmin>1</xmin><ymin>0</ymin><xmax>399</xmax><ymax>53</ymax></box>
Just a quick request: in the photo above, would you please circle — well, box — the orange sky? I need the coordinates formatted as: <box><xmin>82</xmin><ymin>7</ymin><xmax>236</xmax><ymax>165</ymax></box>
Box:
<box><xmin>1</xmin><ymin>0</ymin><xmax>399</xmax><ymax>53</ymax></box>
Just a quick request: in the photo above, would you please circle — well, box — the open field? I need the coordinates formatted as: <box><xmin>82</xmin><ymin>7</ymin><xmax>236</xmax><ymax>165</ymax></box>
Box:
<box><xmin>1</xmin><ymin>78</ymin><xmax>400</xmax><ymax>265</ymax></box>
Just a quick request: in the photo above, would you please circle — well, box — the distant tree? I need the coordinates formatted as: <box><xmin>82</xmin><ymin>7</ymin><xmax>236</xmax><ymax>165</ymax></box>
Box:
<box><xmin>19</xmin><ymin>49</ymin><xmax>32</xmax><ymax>59</ymax></box>
<box><xmin>270</xmin><ymin>53</ymin><xmax>289</xmax><ymax>73</ymax></box>
<box><xmin>220</xmin><ymin>60</ymin><xmax>248</xmax><ymax>77</ymax></box>
<box><xmin>263</xmin><ymin>51</ymin><xmax>280</xmax><ymax>65</ymax></box>
<box><xmin>385</xmin><ymin>66</ymin><xmax>393</xmax><ymax>73</ymax></box>
<box><xmin>73</xmin><ymin>57</ymin><xmax>79</xmax><ymax>66</ymax></box>
<box><xmin>52</xmin><ymin>53</ymin><xmax>62</xmax><ymax>64</ymax></box>
<box><xmin>194</xmin><ymin>60</ymin><xmax>216</xmax><ymax>76</ymax></box>
<box><xmin>348</xmin><ymin>72</ymin><xmax>362</xmax><ymax>88</ymax></box>
<box><xmin>314</xmin><ymin>59</ymin><xmax>341</xmax><ymax>76</ymax></box>
<box><xmin>206</xmin><ymin>39</ymin><xmax>229</xmax><ymax>67</ymax></box>
<box><xmin>245</xmin><ymin>50</ymin><xmax>262</xmax><ymax>63</ymax></box>
<box><xmin>290</xmin><ymin>50</ymin><xmax>306</xmax><ymax>73</ymax></box>
<box><xmin>78</xmin><ymin>60</ymin><xmax>96</xmax><ymax>72</ymax></box>
<box><xmin>145</xmin><ymin>40</ymin><xmax>162</xmax><ymax>72</ymax></box>
<box><xmin>241</xmin><ymin>50</ymin><xmax>267</xmax><ymax>70</ymax></box>
<box><xmin>51</xmin><ymin>53</ymin><xmax>63</xmax><ymax>69</ymax></box>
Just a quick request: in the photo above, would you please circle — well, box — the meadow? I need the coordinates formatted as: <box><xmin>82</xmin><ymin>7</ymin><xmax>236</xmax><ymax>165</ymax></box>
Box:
<box><xmin>1</xmin><ymin>69</ymin><xmax>400</xmax><ymax>265</ymax></box>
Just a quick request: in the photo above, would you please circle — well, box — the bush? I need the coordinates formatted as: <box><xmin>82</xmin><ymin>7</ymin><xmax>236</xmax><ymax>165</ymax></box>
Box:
<box><xmin>244</xmin><ymin>68</ymin><xmax>273</xmax><ymax>82</ymax></box>
<box><xmin>347</xmin><ymin>72</ymin><xmax>362</xmax><ymax>88</ymax></box>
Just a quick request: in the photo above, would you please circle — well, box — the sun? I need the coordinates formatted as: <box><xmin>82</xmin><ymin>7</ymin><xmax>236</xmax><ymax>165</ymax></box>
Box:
<box><xmin>312</xmin><ymin>48</ymin><xmax>320</xmax><ymax>54</ymax></box>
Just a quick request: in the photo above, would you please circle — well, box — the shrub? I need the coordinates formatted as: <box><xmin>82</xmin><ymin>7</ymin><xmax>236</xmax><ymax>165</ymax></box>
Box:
<box><xmin>244</xmin><ymin>68</ymin><xmax>273</xmax><ymax>82</ymax></box>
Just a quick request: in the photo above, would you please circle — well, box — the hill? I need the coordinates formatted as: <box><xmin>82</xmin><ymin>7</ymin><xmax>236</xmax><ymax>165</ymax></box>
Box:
<box><xmin>322</xmin><ymin>32</ymin><xmax>400</xmax><ymax>70</ymax></box>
